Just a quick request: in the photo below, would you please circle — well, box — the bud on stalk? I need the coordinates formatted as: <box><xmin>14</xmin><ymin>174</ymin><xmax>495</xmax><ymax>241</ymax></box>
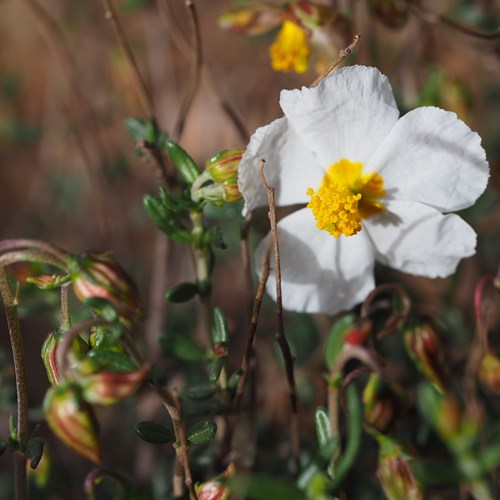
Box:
<box><xmin>205</xmin><ymin>149</ymin><xmax>244</xmax><ymax>183</ymax></box>
<box><xmin>478</xmin><ymin>353</ymin><xmax>500</xmax><ymax>395</ymax></box>
<box><xmin>43</xmin><ymin>383</ymin><xmax>102</xmax><ymax>464</ymax></box>
<box><xmin>196</xmin><ymin>463</ymin><xmax>235</xmax><ymax>500</ymax></box>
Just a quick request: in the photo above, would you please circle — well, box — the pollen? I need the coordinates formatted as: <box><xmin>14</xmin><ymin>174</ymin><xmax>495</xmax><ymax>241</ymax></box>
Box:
<box><xmin>269</xmin><ymin>20</ymin><xmax>310</xmax><ymax>74</ymax></box>
<box><xmin>307</xmin><ymin>159</ymin><xmax>386</xmax><ymax>237</ymax></box>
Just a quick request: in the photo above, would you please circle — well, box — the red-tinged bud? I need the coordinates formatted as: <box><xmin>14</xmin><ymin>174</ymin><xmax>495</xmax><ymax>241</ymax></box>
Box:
<box><xmin>68</xmin><ymin>252</ymin><xmax>144</xmax><ymax>325</ymax></box>
<box><xmin>222</xmin><ymin>181</ymin><xmax>243</xmax><ymax>202</ymax></box>
<box><xmin>362</xmin><ymin>374</ymin><xmax>408</xmax><ymax>433</ymax></box>
<box><xmin>79</xmin><ymin>364</ymin><xmax>150</xmax><ymax>405</ymax></box>
<box><xmin>43</xmin><ymin>383</ymin><xmax>102</xmax><ymax>464</ymax></box>
<box><xmin>41</xmin><ymin>333</ymin><xmax>61</xmax><ymax>385</ymax></box>
<box><xmin>27</xmin><ymin>273</ymin><xmax>70</xmax><ymax>290</ymax></box>
<box><xmin>404</xmin><ymin>323</ymin><xmax>447</xmax><ymax>393</ymax></box>
<box><xmin>213</xmin><ymin>343</ymin><xmax>228</xmax><ymax>358</ymax></box>
<box><xmin>478</xmin><ymin>353</ymin><xmax>500</xmax><ymax>395</ymax></box>
<box><xmin>375</xmin><ymin>434</ymin><xmax>422</xmax><ymax>500</ymax></box>
<box><xmin>205</xmin><ymin>149</ymin><xmax>244</xmax><ymax>183</ymax></box>
<box><xmin>286</xmin><ymin>0</ymin><xmax>335</xmax><ymax>30</ymax></box>
<box><xmin>196</xmin><ymin>463</ymin><xmax>235</xmax><ymax>500</ymax></box>
<box><xmin>345</xmin><ymin>320</ymin><xmax>372</xmax><ymax>346</ymax></box>
<box><xmin>218</xmin><ymin>4</ymin><xmax>285</xmax><ymax>36</ymax></box>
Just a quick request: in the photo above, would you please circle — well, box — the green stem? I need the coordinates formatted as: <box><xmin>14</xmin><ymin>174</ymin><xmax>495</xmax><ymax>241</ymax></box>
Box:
<box><xmin>0</xmin><ymin>267</ymin><xmax>28</xmax><ymax>500</ymax></box>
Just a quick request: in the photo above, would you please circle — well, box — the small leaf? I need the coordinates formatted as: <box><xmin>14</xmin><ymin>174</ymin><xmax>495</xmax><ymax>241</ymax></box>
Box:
<box><xmin>166</xmin><ymin>282</ymin><xmax>199</xmax><ymax>303</ymax></box>
<box><xmin>159</xmin><ymin>137</ymin><xmax>200</xmax><ymax>187</ymax></box>
<box><xmin>185</xmin><ymin>382</ymin><xmax>218</xmax><ymax>400</ymax></box>
<box><xmin>187</xmin><ymin>420</ymin><xmax>217</xmax><ymax>445</ymax></box>
<box><xmin>26</xmin><ymin>436</ymin><xmax>44</xmax><ymax>469</ymax></box>
<box><xmin>209</xmin><ymin>357</ymin><xmax>226</xmax><ymax>383</ymax></box>
<box><xmin>212</xmin><ymin>307</ymin><xmax>229</xmax><ymax>344</ymax></box>
<box><xmin>160</xmin><ymin>334</ymin><xmax>205</xmax><ymax>362</ymax></box>
<box><xmin>314</xmin><ymin>406</ymin><xmax>332</xmax><ymax>449</ymax></box>
<box><xmin>226</xmin><ymin>476</ymin><xmax>304</xmax><ymax>499</ymax></box>
<box><xmin>135</xmin><ymin>421</ymin><xmax>174</xmax><ymax>444</ymax></box>
<box><xmin>228</xmin><ymin>370</ymin><xmax>242</xmax><ymax>389</ymax></box>
<box><xmin>324</xmin><ymin>314</ymin><xmax>357</xmax><ymax>369</ymax></box>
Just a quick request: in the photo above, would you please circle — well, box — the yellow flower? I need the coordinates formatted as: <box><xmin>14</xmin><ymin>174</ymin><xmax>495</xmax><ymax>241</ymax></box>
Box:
<box><xmin>269</xmin><ymin>20</ymin><xmax>310</xmax><ymax>73</ymax></box>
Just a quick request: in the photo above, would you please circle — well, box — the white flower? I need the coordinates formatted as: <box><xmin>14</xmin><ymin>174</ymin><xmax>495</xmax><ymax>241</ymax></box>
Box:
<box><xmin>238</xmin><ymin>65</ymin><xmax>489</xmax><ymax>314</ymax></box>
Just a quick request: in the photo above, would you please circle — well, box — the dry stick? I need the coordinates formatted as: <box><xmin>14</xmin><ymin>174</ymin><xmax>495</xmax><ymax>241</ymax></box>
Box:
<box><xmin>0</xmin><ymin>268</ymin><xmax>28</xmax><ymax>500</ymax></box>
<box><xmin>173</xmin><ymin>0</ymin><xmax>203</xmax><ymax>141</ymax></box>
<box><xmin>233</xmin><ymin>249</ymin><xmax>271</xmax><ymax>412</ymax></box>
<box><xmin>259</xmin><ymin>160</ymin><xmax>301</xmax><ymax>476</ymax></box>
<box><xmin>22</xmin><ymin>0</ymin><xmax>114</xmax><ymax>239</ymax></box>
<box><xmin>310</xmin><ymin>34</ymin><xmax>361</xmax><ymax>88</ymax></box>
<box><xmin>100</xmin><ymin>0</ymin><xmax>170</xmax><ymax>184</ymax></box>
<box><xmin>156</xmin><ymin>0</ymin><xmax>249</xmax><ymax>143</ymax></box>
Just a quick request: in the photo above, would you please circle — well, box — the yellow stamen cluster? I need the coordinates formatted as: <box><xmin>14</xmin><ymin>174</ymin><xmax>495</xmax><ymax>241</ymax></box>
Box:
<box><xmin>307</xmin><ymin>158</ymin><xmax>386</xmax><ymax>237</ymax></box>
<box><xmin>269</xmin><ymin>20</ymin><xmax>310</xmax><ymax>74</ymax></box>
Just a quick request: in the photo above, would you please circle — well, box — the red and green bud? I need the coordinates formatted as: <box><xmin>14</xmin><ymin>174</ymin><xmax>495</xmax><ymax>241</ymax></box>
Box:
<box><xmin>196</xmin><ymin>463</ymin><xmax>235</xmax><ymax>500</ymax></box>
<box><xmin>41</xmin><ymin>333</ymin><xmax>61</xmax><ymax>386</ymax></box>
<box><xmin>218</xmin><ymin>3</ymin><xmax>285</xmax><ymax>36</ymax></box>
<box><xmin>79</xmin><ymin>363</ymin><xmax>150</xmax><ymax>405</ymax></box>
<box><xmin>68</xmin><ymin>252</ymin><xmax>144</xmax><ymax>325</ymax></box>
<box><xmin>43</xmin><ymin>382</ymin><xmax>102</xmax><ymax>464</ymax></box>
<box><xmin>362</xmin><ymin>374</ymin><xmax>408</xmax><ymax>433</ymax></box>
<box><xmin>404</xmin><ymin>322</ymin><xmax>447</xmax><ymax>393</ymax></box>
<box><xmin>222</xmin><ymin>180</ymin><xmax>242</xmax><ymax>203</ymax></box>
<box><xmin>27</xmin><ymin>273</ymin><xmax>70</xmax><ymax>290</ymax></box>
<box><xmin>478</xmin><ymin>353</ymin><xmax>500</xmax><ymax>395</ymax></box>
<box><xmin>375</xmin><ymin>433</ymin><xmax>422</xmax><ymax>500</ymax></box>
<box><xmin>286</xmin><ymin>0</ymin><xmax>335</xmax><ymax>31</ymax></box>
<box><xmin>205</xmin><ymin>149</ymin><xmax>244</xmax><ymax>183</ymax></box>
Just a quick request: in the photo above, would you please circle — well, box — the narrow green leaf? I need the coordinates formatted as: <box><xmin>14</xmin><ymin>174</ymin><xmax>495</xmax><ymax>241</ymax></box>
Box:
<box><xmin>26</xmin><ymin>436</ymin><xmax>44</xmax><ymax>469</ymax></box>
<box><xmin>166</xmin><ymin>282</ymin><xmax>199</xmax><ymax>303</ymax></box>
<box><xmin>187</xmin><ymin>420</ymin><xmax>217</xmax><ymax>445</ymax></box>
<box><xmin>226</xmin><ymin>476</ymin><xmax>304</xmax><ymax>499</ymax></box>
<box><xmin>314</xmin><ymin>406</ymin><xmax>332</xmax><ymax>449</ymax></box>
<box><xmin>159</xmin><ymin>138</ymin><xmax>200</xmax><ymax>186</ymax></box>
<box><xmin>324</xmin><ymin>315</ymin><xmax>357</xmax><ymax>370</ymax></box>
<box><xmin>135</xmin><ymin>421</ymin><xmax>174</xmax><ymax>444</ymax></box>
<box><xmin>416</xmin><ymin>383</ymin><xmax>443</xmax><ymax>428</ymax></box>
<box><xmin>160</xmin><ymin>334</ymin><xmax>205</xmax><ymax>362</ymax></box>
<box><xmin>209</xmin><ymin>357</ymin><xmax>226</xmax><ymax>382</ymax></box>
<box><xmin>185</xmin><ymin>382</ymin><xmax>218</xmax><ymax>400</ymax></box>
<box><xmin>228</xmin><ymin>370</ymin><xmax>242</xmax><ymax>389</ymax></box>
<box><xmin>212</xmin><ymin>307</ymin><xmax>229</xmax><ymax>344</ymax></box>
<box><xmin>328</xmin><ymin>385</ymin><xmax>362</xmax><ymax>493</ymax></box>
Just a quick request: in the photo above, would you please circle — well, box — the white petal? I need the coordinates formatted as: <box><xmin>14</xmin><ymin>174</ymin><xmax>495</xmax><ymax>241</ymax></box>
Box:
<box><xmin>238</xmin><ymin>117</ymin><xmax>324</xmax><ymax>214</ymax></box>
<box><xmin>366</xmin><ymin>200</ymin><xmax>477</xmax><ymax>277</ymax></box>
<box><xmin>279</xmin><ymin>65</ymin><xmax>400</xmax><ymax>167</ymax></box>
<box><xmin>367</xmin><ymin>107</ymin><xmax>489</xmax><ymax>212</ymax></box>
<box><xmin>255</xmin><ymin>208</ymin><xmax>375</xmax><ymax>314</ymax></box>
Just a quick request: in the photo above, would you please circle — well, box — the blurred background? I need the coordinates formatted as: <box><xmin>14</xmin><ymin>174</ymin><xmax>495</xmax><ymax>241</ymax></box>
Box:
<box><xmin>0</xmin><ymin>0</ymin><xmax>498</xmax><ymax>497</ymax></box>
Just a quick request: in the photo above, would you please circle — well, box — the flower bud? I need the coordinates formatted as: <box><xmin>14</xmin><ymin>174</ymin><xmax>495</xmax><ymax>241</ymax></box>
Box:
<box><xmin>222</xmin><ymin>180</ymin><xmax>243</xmax><ymax>202</ymax></box>
<box><xmin>68</xmin><ymin>252</ymin><xmax>144</xmax><ymax>325</ymax></box>
<box><xmin>27</xmin><ymin>273</ymin><xmax>70</xmax><ymax>290</ymax></box>
<box><xmin>79</xmin><ymin>363</ymin><xmax>150</xmax><ymax>405</ymax></box>
<box><xmin>478</xmin><ymin>353</ymin><xmax>500</xmax><ymax>395</ymax></box>
<box><xmin>362</xmin><ymin>374</ymin><xmax>408</xmax><ymax>433</ymax></box>
<box><xmin>196</xmin><ymin>463</ymin><xmax>235</xmax><ymax>500</ymax></box>
<box><xmin>404</xmin><ymin>322</ymin><xmax>447</xmax><ymax>393</ymax></box>
<box><xmin>43</xmin><ymin>383</ymin><xmax>102</xmax><ymax>464</ymax></box>
<box><xmin>41</xmin><ymin>332</ymin><xmax>61</xmax><ymax>385</ymax></box>
<box><xmin>205</xmin><ymin>149</ymin><xmax>244</xmax><ymax>183</ymax></box>
<box><xmin>218</xmin><ymin>4</ymin><xmax>284</xmax><ymax>36</ymax></box>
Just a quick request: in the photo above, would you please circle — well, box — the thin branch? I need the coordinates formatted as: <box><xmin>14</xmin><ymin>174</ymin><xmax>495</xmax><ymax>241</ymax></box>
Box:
<box><xmin>233</xmin><ymin>248</ymin><xmax>271</xmax><ymax>412</ymax></box>
<box><xmin>173</xmin><ymin>0</ymin><xmax>203</xmax><ymax>141</ymax></box>
<box><xmin>310</xmin><ymin>34</ymin><xmax>361</xmax><ymax>88</ymax></box>
<box><xmin>259</xmin><ymin>160</ymin><xmax>300</xmax><ymax>476</ymax></box>
<box><xmin>60</xmin><ymin>285</ymin><xmax>71</xmax><ymax>331</ymax></box>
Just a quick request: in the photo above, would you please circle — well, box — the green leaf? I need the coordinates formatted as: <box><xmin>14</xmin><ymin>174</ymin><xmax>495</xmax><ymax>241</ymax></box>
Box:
<box><xmin>314</xmin><ymin>406</ymin><xmax>332</xmax><ymax>449</ymax></box>
<box><xmin>226</xmin><ymin>476</ymin><xmax>304</xmax><ymax>499</ymax></box>
<box><xmin>159</xmin><ymin>137</ymin><xmax>200</xmax><ymax>186</ymax></box>
<box><xmin>209</xmin><ymin>357</ymin><xmax>226</xmax><ymax>383</ymax></box>
<box><xmin>327</xmin><ymin>385</ymin><xmax>362</xmax><ymax>493</ymax></box>
<box><xmin>86</xmin><ymin>350</ymin><xmax>137</xmax><ymax>373</ymax></box>
<box><xmin>187</xmin><ymin>420</ymin><xmax>217</xmax><ymax>445</ymax></box>
<box><xmin>26</xmin><ymin>436</ymin><xmax>44</xmax><ymax>469</ymax></box>
<box><xmin>166</xmin><ymin>282</ymin><xmax>199</xmax><ymax>303</ymax></box>
<box><xmin>416</xmin><ymin>383</ymin><xmax>443</xmax><ymax>428</ymax></box>
<box><xmin>160</xmin><ymin>333</ymin><xmax>205</xmax><ymax>362</ymax></box>
<box><xmin>135</xmin><ymin>421</ymin><xmax>174</xmax><ymax>444</ymax></box>
<box><xmin>228</xmin><ymin>370</ymin><xmax>242</xmax><ymax>389</ymax></box>
<box><xmin>324</xmin><ymin>314</ymin><xmax>357</xmax><ymax>370</ymax></box>
<box><xmin>184</xmin><ymin>382</ymin><xmax>218</xmax><ymax>400</ymax></box>
<box><xmin>212</xmin><ymin>307</ymin><xmax>229</xmax><ymax>344</ymax></box>
<box><xmin>124</xmin><ymin>117</ymin><xmax>156</xmax><ymax>143</ymax></box>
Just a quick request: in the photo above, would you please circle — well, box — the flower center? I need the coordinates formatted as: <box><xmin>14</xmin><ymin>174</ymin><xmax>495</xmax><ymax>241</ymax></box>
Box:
<box><xmin>269</xmin><ymin>20</ymin><xmax>310</xmax><ymax>74</ymax></box>
<box><xmin>307</xmin><ymin>158</ymin><xmax>386</xmax><ymax>237</ymax></box>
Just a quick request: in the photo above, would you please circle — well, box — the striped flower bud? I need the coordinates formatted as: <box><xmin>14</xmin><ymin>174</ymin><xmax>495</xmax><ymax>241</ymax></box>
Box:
<box><xmin>68</xmin><ymin>252</ymin><xmax>144</xmax><ymax>325</ymax></box>
<box><xmin>196</xmin><ymin>463</ymin><xmax>235</xmax><ymax>500</ymax></box>
<box><xmin>43</xmin><ymin>382</ymin><xmax>102</xmax><ymax>464</ymax></box>
<box><xmin>41</xmin><ymin>332</ymin><xmax>61</xmax><ymax>386</ymax></box>
<box><xmin>205</xmin><ymin>149</ymin><xmax>244</xmax><ymax>183</ymax></box>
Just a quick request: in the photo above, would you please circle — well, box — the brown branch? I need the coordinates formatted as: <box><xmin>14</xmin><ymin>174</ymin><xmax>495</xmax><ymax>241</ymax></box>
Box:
<box><xmin>259</xmin><ymin>159</ymin><xmax>300</xmax><ymax>476</ymax></box>
<box><xmin>310</xmin><ymin>34</ymin><xmax>361</xmax><ymax>88</ymax></box>
<box><xmin>233</xmin><ymin>248</ymin><xmax>271</xmax><ymax>412</ymax></box>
